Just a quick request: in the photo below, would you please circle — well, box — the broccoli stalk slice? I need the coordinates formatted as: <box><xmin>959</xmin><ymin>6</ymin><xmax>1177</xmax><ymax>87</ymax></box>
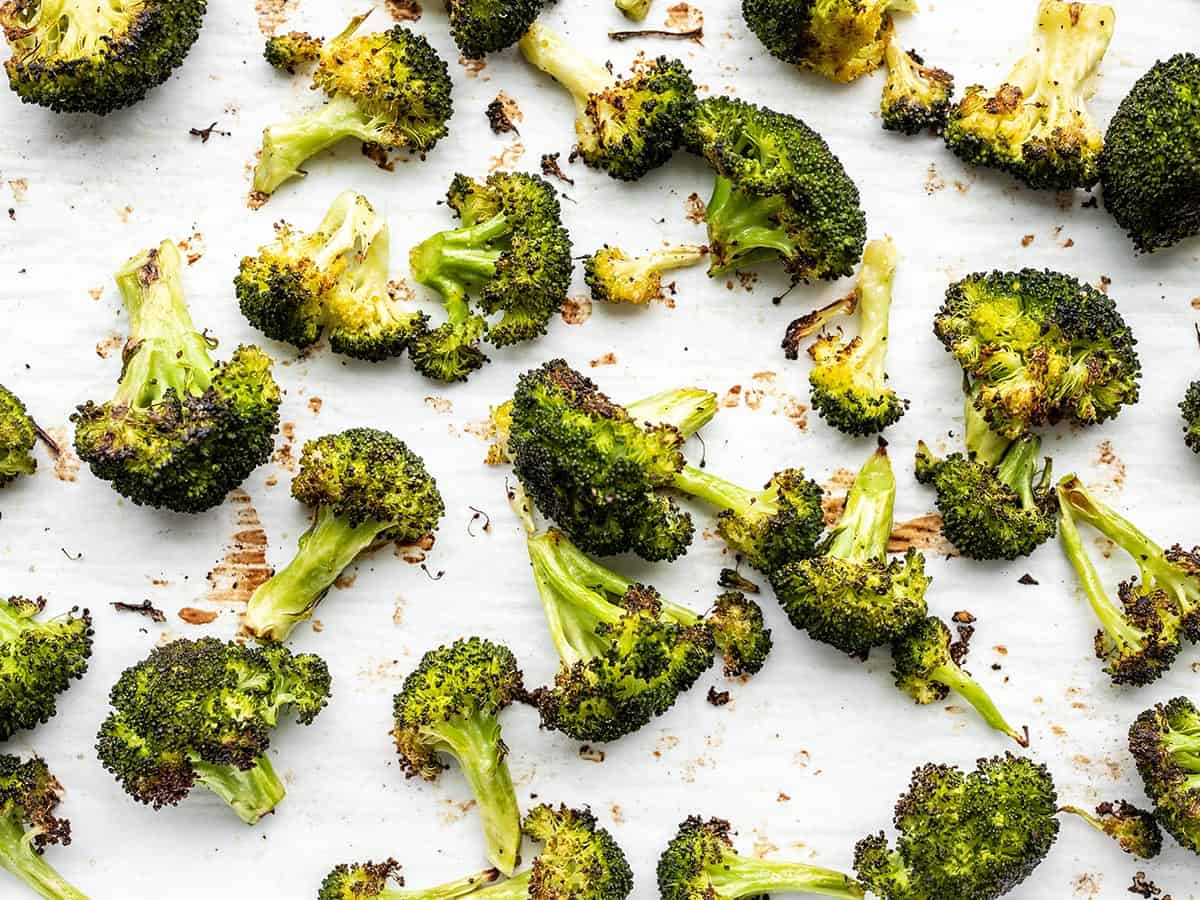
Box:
<box><xmin>190</xmin><ymin>755</ymin><xmax>286</xmax><ymax>826</ymax></box>
<box><xmin>616</xmin><ymin>0</ymin><xmax>653</xmax><ymax>22</ymax></box>
<box><xmin>0</xmin><ymin>816</ymin><xmax>86</xmax><ymax>900</ymax></box>
<box><xmin>624</xmin><ymin>387</ymin><xmax>718</xmax><ymax>438</ymax></box>
<box><xmin>827</xmin><ymin>447</ymin><xmax>895</xmax><ymax>563</ymax></box>
<box><xmin>517</xmin><ymin>24</ymin><xmax>614</xmax><ymax>117</ymax></box>
<box><xmin>922</xmin><ymin>659</ymin><xmax>1027</xmax><ymax>747</ymax></box>
<box><xmin>698</xmin><ymin>855</ymin><xmax>864</xmax><ymax>898</ymax></box>
<box><xmin>705</xmin><ymin>176</ymin><xmax>799</xmax><ymax>276</ymax></box>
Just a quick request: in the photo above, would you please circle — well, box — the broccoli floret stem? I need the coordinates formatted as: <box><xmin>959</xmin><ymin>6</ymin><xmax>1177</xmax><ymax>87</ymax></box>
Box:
<box><xmin>927</xmin><ymin>661</ymin><xmax>1026</xmax><ymax>746</ymax></box>
<box><xmin>254</xmin><ymin>95</ymin><xmax>382</xmax><ymax>196</ymax></box>
<box><xmin>624</xmin><ymin>387</ymin><xmax>718</xmax><ymax>437</ymax></box>
<box><xmin>851</xmin><ymin>238</ymin><xmax>897</xmax><ymax>387</ymax></box>
<box><xmin>995</xmin><ymin>435</ymin><xmax>1046</xmax><ymax>510</ymax></box>
<box><xmin>828</xmin><ymin>447</ymin><xmax>895</xmax><ymax>563</ymax></box>
<box><xmin>702</xmin><ymin>855</ymin><xmax>864</xmax><ymax>898</ymax></box>
<box><xmin>616</xmin><ymin>0</ymin><xmax>653</xmax><ymax>22</ymax></box>
<box><xmin>962</xmin><ymin>395</ymin><xmax>1011</xmax><ymax>466</ymax></box>
<box><xmin>672</xmin><ymin>465</ymin><xmax>763</xmax><ymax>521</ymax></box>
<box><xmin>410</xmin><ymin>216</ymin><xmax>509</xmax><ymax>313</ymax></box>
<box><xmin>0</xmin><ymin>815</ymin><xmax>87</xmax><ymax>900</ymax></box>
<box><xmin>705</xmin><ymin>176</ymin><xmax>797</xmax><ymax>275</ymax></box>
<box><xmin>190</xmin><ymin>755</ymin><xmax>286</xmax><ymax>825</ymax></box>
<box><xmin>389</xmin><ymin>870</ymin><xmax>517</xmax><ymax>899</ymax></box>
<box><xmin>311</xmin><ymin>191</ymin><xmax>379</xmax><ymax>270</ymax></box>
<box><xmin>527</xmin><ymin>534</ymin><xmax>625</xmax><ymax>665</ymax></box>
<box><xmin>518</xmin><ymin>24</ymin><xmax>614</xmax><ymax>113</ymax></box>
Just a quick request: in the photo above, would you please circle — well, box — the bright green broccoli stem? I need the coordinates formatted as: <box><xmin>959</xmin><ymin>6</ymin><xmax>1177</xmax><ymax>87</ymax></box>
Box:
<box><xmin>616</xmin><ymin>0</ymin><xmax>653</xmax><ymax>21</ymax></box>
<box><xmin>1162</xmin><ymin>729</ymin><xmax>1200</xmax><ymax>776</ymax></box>
<box><xmin>0</xmin><ymin>814</ymin><xmax>88</xmax><ymax>900</ymax></box>
<box><xmin>827</xmin><ymin>447</ymin><xmax>895</xmax><ymax>563</ymax></box>
<box><xmin>851</xmin><ymin>238</ymin><xmax>898</xmax><ymax>388</ymax></box>
<box><xmin>519</xmin><ymin>23</ymin><xmax>614</xmax><ymax>113</ymax></box>
<box><xmin>410</xmin><ymin>215</ymin><xmax>507</xmax><ymax>302</ymax></box>
<box><xmin>671</xmin><ymin>465</ymin><xmax>767</xmax><ymax>525</ymax></box>
<box><xmin>253</xmin><ymin>94</ymin><xmax>383</xmax><ymax>196</ymax></box>
<box><xmin>389</xmin><ymin>869</ymin><xmax>513</xmax><ymax>899</ymax></box>
<box><xmin>242</xmin><ymin>506</ymin><xmax>391</xmax><ymax>642</ymax></box>
<box><xmin>704</xmin><ymin>856</ymin><xmax>864</xmax><ymax>898</ymax></box>
<box><xmin>625</xmin><ymin>387</ymin><xmax>718</xmax><ymax>438</ymax></box>
<box><xmin>924</xmin><ymin>659</ymin><xmax>1028</xmax><ymax>746</ymax></box>
<box><xmin>190</xmin><ymin>755</ymin><xmax>286</xmax><ymax>825</ymax></box>
<box><xmin>704</xmin><ymin>176</ymin><xmax>798</xmax><ymax>275</ymax></box>
<box><xmin>961</xmin><ymin>394</ymin><xmax>1012</xmax><ymax>466</ymax></box>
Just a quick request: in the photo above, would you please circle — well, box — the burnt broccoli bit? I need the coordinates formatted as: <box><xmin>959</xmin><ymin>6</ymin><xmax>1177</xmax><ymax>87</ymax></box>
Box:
<box><xmin>0</xmin><ymin>0</ymin><xmax>206</xmax><ymax>114</ymax></box>
<box><xmin>0</xmin><ymin>755</ymin><xmax>87</xmax><ymax>899</ymax></box>
<box><xmin>1183</xmin><ymin>381</ymin><xmax>1200</xmax><ymax>453</ymax></box>
<box><xmin>253</xmin><ymin>15</ymin><xmax>453</xmax><ymax>200</ymax></box>
<box><xmin>0</xmin><ymin>384</ymin><xmax>36</xmax><ymax>485</ymax></box>
<box><xmin>264</xmin><ymin>31</ymin><xmax>322</xmax><ymax>73</ymax></box>
<box><xmin>445</xmin><ymin>0</ymin><xmax>545</xmax><ymax>59</ymax></box>
<box><xmin>96</xmin><ymin>638</ymin><xmax>331</xmax><ymax>825</ymax></box>
<box><xmin>854</xmin><ymin>754</ymin><xmax>1059</xmax><ymax>900</ymax></box>
<box><xmin>242</xmin><ymin>428</ymin><xmax>444</xmax><ymax>643</ymax></box>
<box><xmin>1129</xmin><ymin>696</ymin><xmax>1200</xmax><ymax>854</ymax></box>
<box><xmin>1059</xmin><ymin>801</ymin><xmax>1162</xmax><ymax>859</ymax></box>
<box><xmin>393</xmin><ymin>638</ymin><xmax>524</xmax><ymax>875</ymax></box>
<box><xmin>73</xmin><ymin>240</ymin><xmax>281</xmax><ymax>513</ymax></box>
<box><xmin>684</xmin><ymin>96</ymin><xmax>867</xmax><ymax>284</ymax></box>
<box><xmin>945</xmin><ymin>0</ymin><xmax>1114</xmax><ymax>190</ymax></box>
<box><xmin>519</xmin><ymin>23</ymin><xmax>697</xmax><ymax>181</ymax></box>
<box><xmin>585</xmin><ymin>244</ymin><xmax>707</xmax><ymax>306</ymax></box>
<box><xmin>881</xmin><ymin>43</ymin><xmax>954</xmax><ymax>135</ymax></box>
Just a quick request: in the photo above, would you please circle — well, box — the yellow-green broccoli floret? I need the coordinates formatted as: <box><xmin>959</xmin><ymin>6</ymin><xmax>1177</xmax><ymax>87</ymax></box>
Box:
<box><xmin>0</xmin><ymin>384</ymin><xmax>36</xmax><ymax>485</ymax></box>
<box><xmin>0</xmin><ymin>755</ymin><xmax>88</xmax><ymax>899</ymax></box>
<box><xmin>585</xmin><ymin>244</ymin><xmax>707</xmax><ymax>305</ymax></box>
<box><xmin>881</xmin><ymin>43</ymin><xmax>954</xmax><ymax>135</ymax></box>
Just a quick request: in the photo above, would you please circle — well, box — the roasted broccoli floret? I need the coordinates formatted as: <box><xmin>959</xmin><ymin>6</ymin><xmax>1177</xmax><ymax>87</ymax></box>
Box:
<box><xmin>915</xmin><ymin>395</ymin><xmax>1056</xmax><ymax>560</ymax></box>
<box><xmin>854</xmin><ymin>754</ymin><xmax>1059</xmax><ymax>900</ymax></box>
<box><xmin>445</xmin><ymin>0</ymin><xmax>544</xmax><ymax>59</ymax></box>
<box><xmin>1129</xmin><ymin>696</ymin><xmax>1200</xmax><ymax>854</ymax></box>
<box><xmin>0</xmin><ymin>384</ymin><xmax>36</xmax><ymax>486</ymax></box>
<box><xmin>252</xmin><ymin>15</ymin><xmax>453</xmax><ymax>200</ymax></box>
<box><xmin>0</xmin><ymin>0</ymin><xmax>206</xmax><ymax>114</ymax></box>
<box><xmin>616</xmin><ymin>0</ymin><xmax>652</xmax><ymax>21</ymax></box>
<box><xmin>96</xmin><ymin>638</ymin><xmax>330</xmax><ymax>824</ymax></box>
<box><xmin>1183</xmin><ymin>381</ymin><xmax>1200</xmax><ymax>453</ymax></box>
<box><xmin>409</xmin><ymin>172</ymin><xmax>572</xmax><ymax>382</ymax></box>
<box><xmin>0</xmin><ymin>755</ymin><xmax>87</xmax><ymax>899</ymax></box>
<box><xmin>242</xmin><ymin>428</ymin><xmax>444</xmax><ymax>643</ymax></box>
<box><xmin>1101</xmin><ymin>54</ymin><xmax>1200</xmax><ymax>253</ymax></box>
<box><xmin>73</xmin><ymin>240</ymin><xmax>281</xmax><ymax>513</ymax></box>
<box><xmin>684</xmin><ymin>96</ymin><xmax>867</xmax><ymax>283</ymax></box>
<box><xmin>881</xmin><ymin>43</ymin><xmax>954</xmax><ymax>135</ymax></box>
<box><xmin>584</xmin><ymin>244</ymin><xmax>707</xmax><ymax>305</ymax></box>
<box><xmin>0</xmin><ymin>597</ymin><xmax>92</xmax><ymax>741</ymax></box>
<box><xmin>237</xmin><ymin>191</ymin><xmax>426</xmax><ymax>362</ymax></box>
<box><xmin>772</xmin><ymin>445</ymin><xmax>928</xmax><ymax>656</ymax></box>
<box><xmin>807</xmin><ymin>237</ymin><xmax>907</xmax><ymax>435</ymax></box>
<box><xmin>933</xmin><ymin>269</ymin><xmax>1140</xmax><ymax>440</ymax></box>
<box><xmin>945</xmin><ymin>0</ymin><xmax>1114</xmax><ymax>190</ymax></box>
<box><xmin>393</xmin><ymin>638</ymin><xmax>524</xmax><ymax>875</ymax></box>
<box><xmin>319</xmin><ymin>860</ymin><xmax>499</xmax><ymax>899</ymax></box>
<box><xmin>742</xmin><ymin>0</ymin><xmax>914</xmax><ymax>83</ymax></box>
<box><xmin>264</xmin><ymin>31</ymin><xmax>322</xmax><ymax>73</ymax></box>
<box><xmin>1056</xmin><ymin>476</ymin><xmax>1191</xmax><ymax>686</ymax></box>
<box><xmin>1059</xmin><ymin>801</ymin><xmax>1162</xmax><ymax>859</ymax></box>
<box><xmin>519</xmin><ymin>23</ymin><xmax>697</xmax><ymax>180</ymax></box>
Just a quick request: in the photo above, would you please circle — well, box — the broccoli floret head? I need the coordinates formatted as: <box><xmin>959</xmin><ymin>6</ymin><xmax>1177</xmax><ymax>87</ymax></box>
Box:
<box><xmin>318</xmin><ymin>859</ymin><xmax>499</xmax><ymax>899</ymax></box>
<box><xmin>585</xmin><ymin>244</ymin><xmax>707</xmax><ymax>305</ymax></box>
<box><xmin>854</xmin><ymin>754</ymin><xmax>1059</xmax><ymax>900</ymax></box>
<box><xmin>684</xmin><ymin>96</ymin><xmax>867</xmax><ymax>283</ymax></box>
<box><xmin>73</xmin><ymin>241</ymin><xmax>281</xmax><ymax>513</ymax></box>
<box><xmin>945</xmin><ymin>0</ymin><xmax>1114</xmax><ymax>190</ymax></box>
<box><xmin>1182</xmin><ymin>381</ymin><xmax>1200</xmax><ymax>453</ymax></box>
<box><xmin>934</xmin><ymin>269</ymin><xmax>1140</xmax><ymax>439</ymax></box>
<box><xmin>521</xmin><ymin>804</ymin><xmax>634</xmax><ymax>897</ymax></box>
<box><xmin>0</xmin><ymin>597</ymin><xmax>92</xmax><ymax>741</ymax></box>
<box><xmin>0</xmin><ymin>0</ymin><xmax>206</xmax><ymax>114</ymax></box>
<box><xmin>706</xmin><ymin>591</ymin><xmax>772</xmax><ymax>678</ymax></box>
<box><xmin>0</xmin><ymin>754</ymin><xmax>88</xmax><ymax>900</ymax></box>
<box><xmin>0</xmin><ymin>383</ymin><xmax>36</xmax><ymax>485</ymax></box>
<box><xmin>616</xmin><ymin>0</ymin><xmax>652</xmax><ymax>21</ymax></box>
<box><xmin>881</xmin><ymin>43</ymin><xmax>954</xmax><ymax>135</ymax></box>
<box><xmin>1129</xmin><ymin>697</ymin><xmax>1200</xmax><ymax>854</ymax></box>
<box><xmin>1101</xmin><ymin>53</ymin><xmax>1200</xmax><ymax>253</ymax></box>
<box><xmin>446</xmin><ymin>0</ymin><xmax>544</xmax><ymax>59</ymax></box>
<box><xmin>1059</xmin><ymin>801</ymin><xmax>1163</xmax><ymax>860</ymax></box>
<box><xmin>263</xmin><ymin>31</ymin><xmax>322</xmax><ymax>73</ymax></box>
<box><xmin>96</xmin><ymin>638</ymin><xmax>331</xmax><ymax>824</ymax></box>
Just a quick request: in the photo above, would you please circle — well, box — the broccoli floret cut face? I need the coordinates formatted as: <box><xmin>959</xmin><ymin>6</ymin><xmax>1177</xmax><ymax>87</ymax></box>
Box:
<box><xmin>0</xmin><ymin>384</ymin><xmax>36</xmax><ymax>485</ymax></box>
<box><xmin>945</xmin><ymin>0</ymin><xmax>1114</xmax><ymax>190</ymax></box>
<box><xmin>96</xmin><ymin>638</ymin><xmax>330</xmax><ymax>825</ymax></box>
<box><xmin>934</xmin><ymin>269</ymin><xmax>1140</xmax><ymax>440</ymax></box>
<box><xmin>393</xmin><ymin>638</ymin><xmax>524</xmax><ymax>874</ymax></box>
<box><xmin>585</xmin><ymin>244</ymin><xmax>707</xmax><ymax>305</ymax></box>
<box><xmin>684</xmin><ymin>97</ymin><xmax>867</xmax><ymax>284</ymax></box>
<box><xmin>0</xmin><ymin>597</ymin><xmax>92</xmax><ymax>741</ymax></box>
<box><xmin>264</xmin><ymin>31</ymin><xmax>321</xmax><ymax>73</ymax></box>
<box><xmin>446</xmin><ymin>0</ymin><xmax>544</xmax><ymax>59</ymax></box>
<box><xmin>854</xmin><ymin>754</ymin><xmax>1059</xmax><ymax>900</ymax></box>
<box><xmin>0</xmin><ymin>0</ymin><xmax>206</xmax><ymax>114</ymax></box>
<box><xmin>882</xmin><ymin>44</ymin><xmax>954</xmax><ymax>135</ymax></box>
<box><xmin>73</xmin><ymin>241</ymin><xmax>281</xmax><ymax>513</ymax></box>
<box><xmin>519</xmin><ymin>23</ymin><xmax>697</xmax><ymax>181</ymax></box>
<box><xmin>1129</xmin><ymin>697</ymin><xmax>1200</xmax><ymax>854</ymax></box>
<box><xmin>252</xmin><ymin>16</ymin><xmax>453</xmax><ymax>200</ymax></box>
<box><xmin>1059</xmin><ymin>801</ymin><xmax>1162</xmax><ymax>860</ymax></box>
<box><xmin>0</xmin><ymin>755</ymin><xmax>87</xmax><ymax>900</ymax></box>
<box><xmin>243</xmin><ymin>428</ymin><xmax>444</xmax><ymax>643</ymax></box>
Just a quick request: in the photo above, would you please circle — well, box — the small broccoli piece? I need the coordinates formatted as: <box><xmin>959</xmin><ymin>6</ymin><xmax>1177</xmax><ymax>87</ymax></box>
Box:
<box><xmin>807</xmin><ymin>237</ymin><xmax>907</xmax><ymax>435</ymax></box>
<box><xmin>854</xmin><ymin>754</ymin><xmax>1059</xmax><ymax>900</ymax></box>
<box><xmin>684</xmin><ymin>96</ymin><xmax>867</xmax><ymax>283</ymax></box>
<box><xmin>933</xmin><ymin>269</ymin><xmax>1141</xmax><ymax>440</ymax></box>
<box><xmin>264</xmin><ymin>31</ymin><xmax>322</xmax><ymax>73</ymax></box>
<box><xmin>446</xmin><ymin>0</ymin><xmax>544</xmax><ymax>59</ymax></box>
<box><xmin>73</xmin><ymin>241</ymin><xmax>281</xmax><ymax>513</ymax></box>
<box><xmin>242</xmin><ymin>428</ymin><xmax>444</xmax><ymax>643</ymax></box>
<box><xmin>393</xmin><ymin>638</ymin><xmax>524</xmax><ymax>875</ymax></box>
<box><xmin>616</xmin><ymin>0</ymin><xmax>652</xmax><ymax>21</ymax></box>
<box><xmin>1183</xmin><ymin>381</ymin><xmax>1200</xmax><ymax>453</ymax></box>
<box><xmin>1129</xmin><ymin>696</ymin><xmax>1200</xmax><ymax>854</ymax></box>
<box><xmin>657</xmin><ymin>815</ymin><xmax>863</xmax><ymax>899</ymax></box>
<box><xmin>584</xmin><ymin>244</ymin><xmax>707</xmax><ymax>305</ymax></box>
<box><xmin>915</xmin><ymin>395</ymin><xmax>1056</xmax><ymax>560</ymax></box>
<box><xmin>0</xmin><ymin>0</ymin><xmax>206</xmax><ymax>114</ymax></box>
<box><xmin>0</xmin><ymin>597</ymin><xmax>92</xmax><ymax>741</ymax></box>
<box><xmin>0</xmin><ymin>384</ymin><xmax>36</xmax><ymax>485</ymax></box>
<box><xmin>1056</xmin><ymin>476</ymin><xmax>1189</xmax><ymax>686</ymax></box>
<box><xmin>319</xmin><ymin>860</ymin><xmax>499</xmax><ymax>899</ymax></box>
<box><xmin>252</xmin><ymin>15</ymin><xmax>453</xmax><ymax>200</ymax></box>
<box><xmin>96</xmin><ymin>638</ymin><xmax>330</xmax><ymax>824</ymax></box>
<box><xmin>519</xmin><ymin>23</ymin><xmax>697</xmax><ymax>180</ymax></box>
<box><xmin>881</xmin><ymin>43</ymin><xmax>954</xmax><ymax>135</ymax></box>
<box><xmin>1059</xmin><ymin>801</ymin><xmax>1162</xmax><ymax>860</ymax></box>
<box><xmin>772</xmin><ymin>445</ymin><xmax>928</xmax><ymax>656</ymax></box>
<box><xmin>0</xmin><ymin>755</ymin><xmax>87</xmax><ymax>899</ymax></box>
<box><xmin>945</xmin><ymin>0</ymin><xmax>1114</xmax><ymax>190</ymax></box>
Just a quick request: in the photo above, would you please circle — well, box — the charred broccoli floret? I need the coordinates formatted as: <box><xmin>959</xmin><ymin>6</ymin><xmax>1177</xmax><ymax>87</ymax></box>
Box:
<box><xmin>1059</xmin><ymin>801</ymin><xmax>1162</xmax><ymax>859</ymax></box>
<box><xmin>0</xmin><ymin>0</ymin><xmax>206</xmax><ymax>114</ymax></box>
<box><xmin>409</xmin><ymin>172</ymin><xmax>572</xmax><ymax>382</ymax></box>
<box><xmin>264</xmin><ymin>31</ymin><xmax>321</xmax><ymax>73</ymax></box>
<box><xmin>96</xmin><ymin>638</ymin><xmax>330</xmax><ymax>824</ymax></box>
<box><xmin>657</xmin><ymin>815</ymin><xmax>863</xmax><ymax>899</ymax></box>
<box><xmin>73</xmin><ymin>240</ymin><xmax>281</xmax><ymax>513</ymax></box>
<box><xmin>1183</xmin><ymin>381</ymin><xmax>1200</xmax><ymax>453</ymax></box>
<box><xmin>445</xmin><ymin>0</ymin><xmax>544</xmax><ymax>59</ymax></box>
<box><xmin>933</xmin><ymin>269</ymin><xmax>1140</xmax><ymax>439</ymax></box>
<box><xmin>319</xmin><ymin>861</ymin><xmax>499</xmax><ymax>899</ymax></box>
<box><xmin>584</xmin><ymin>244</ymin><xmax>707</xmax><ymax>305</ymax></box>
<box><xmin>0</xmin><ymin>597</ymin><xmax>92</xmax><ymax>741</ymax></box>
<box><xmin>1129</xmin><ymin>696</ymin><xmax>1200</xmax><ymax>854</ymax></box>
<box><xmin>0</xmin><ymin>755</ymin><xmax>87</xmax><ymax>899</ymax></box>
<box><xmin>854</xmin><ymin>754</ymin><xmax>1059</xmax><ymax>900</ymax></box>
<box><xmin>242</xmin><ymin>428</ymin><xmax>444</xmax><ymax>643</ymax></box>
<box><xmin>881</xmin><ymin>43</ymin><xmax>954</xmax><ymax>135</ymax></box>
<box><xmin>684</xmin><ymin>96</ymin><xmax>867</xmax><ymax>283</ymax></box>
<box><xmin>252</xmin><ymin>15</ymin><xmax>453</xmax><ymax>200</ymax></box>
<box><xmin>393</xmin><ymin>638</ymin><xmax>524</xmax><ymax>875</ymax></box>
<box><xmin>0</xmin><ymin>384</ymin><xmax>36</xmax><ymax>486</ymax></box>
<box><xmin>236</xmin><ymin>191</ymin><xmax>426</xmax><ymax>362</ymax></box>
<box><xmin>772</xmin><ymin>445</ymin><xmax>928</xmax><ymax>656</ymax></box>
<box><xmin>945</xmin><ymin>0</ymin><xmax>1114</xmax><ymax>190</ymax></box>
<box><xmin>519</xmin><ymin>23</ymin><xmax>697</xmax><ymax>180</ymax></box>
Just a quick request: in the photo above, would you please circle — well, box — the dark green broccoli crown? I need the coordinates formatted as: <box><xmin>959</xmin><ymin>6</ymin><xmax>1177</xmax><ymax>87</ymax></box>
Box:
<box><xmin>656</xmin><ymin>816</ymin><xmax>736</xmax><ymax>897</ymax></box>
<box><xmin>0</xmin><ymin>597</ymin><xmax>92</xmax><ymax>740</ymax></box>
<box><xmin>292</xmin><ymin>428</ymin><xmax>444</xmax><ymax>541</ymax></box>
<box><xmin>1081</xmin><ymin>801</ymin><xmax>1164</xmax><ymax>859</ymax></box>
<box><xmin>684</xmin><ymin>96</ymin><xmax>867</xmax><ymax>282</ymax></box>
<box><xmin>881</xmin><ymin>46</ymin><xmax>954</xmax><ymax>135</ymax></box>
<box><xmin>716</xmin><ymin>469</ymin><xmax>825</xmax><ymax>573</ymax></box>
<box><xmin>264</xmin><ymin>31</ymin><xmax>322</xmax><ymax>72</ymax></box>
<box><xmin>0</xmin><ymin>383</ymin><xmax>36</xmax><ymax>485</ymax></box>
<box><xmin>1129</xmin><ymin>696</ymin><xmax>1200</xmax><ymax>853</ymax></box>
<box><xmin>1097</xmin><ymin>580</ymin><xmax>1182</xmax><ymax>687</ymax></box>
<box><xmin>409</xmin><ymin>316</ymin><xmax>491</xmax><ymax>383</ymax></box>
<box><xmin>317</xmin><ymin>859</ymin><xmax>401</xmax><ymax>900</ymax></box>
<box><xmin>855</xmin><ymin>754</ymin><xmax>1059</xmax><ymax>900</ymax></box>
<box><xmin>523</xmin><ymin>803</ymin><xmax>635</xmax><ymax>898</ymax></box>
<box><xmin>1</xmin><ymin>0</ymin><xmax>207</xmax><ymax>114</ymax></box>
<box><xmin>1101</xmin><ymin>53</ymin><xmax>1200</xmax><ymax>253</ymax></box>
<box><xmin>447</xmin><ymin>0</ymin><xmax>544</xmax><ymax>59</ymax></box>
<box><xmin>934</xmin><ymin>270</ymin><xmax>1141</xmax><ymax>438</ymax></box>
<box><xmin>0</xmin><ymin>754</ymin><xmax>72</xmax><ymax>851</ymax></box>
<box><xmin>1182</xmin><ymin>380</ymin><xmax>1200</xmax><ymax>453</ymax></box>
<box><xmin>890</xmin><ymin>615</ymin><xmax>956</xmax><ymax>702</ymax></box>
<box><xmin>509</xmin><ymin>359</ymin><xmax>694</xmax><ymax>562</ymax></box>
<box><xmin>707</xmin><ymin>592</ymin><xmax>772</xmax><ymax>677</ymax></box>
